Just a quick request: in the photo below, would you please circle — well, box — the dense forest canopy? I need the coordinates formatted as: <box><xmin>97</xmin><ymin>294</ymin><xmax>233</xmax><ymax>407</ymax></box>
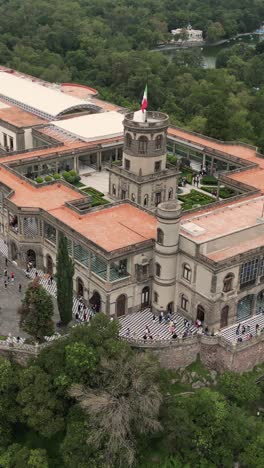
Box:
<box><xmin>0</xmin><ymin>0</ymin><xmax>264</xmax><ymax>145</ymax></box>
<box><xmin>1</xmin><ymin>314</ymin><xmax>264</xmax><ymax>467</ymax></box>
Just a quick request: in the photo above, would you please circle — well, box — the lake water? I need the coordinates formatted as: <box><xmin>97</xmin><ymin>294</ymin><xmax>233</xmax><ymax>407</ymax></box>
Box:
<box><xmin>161</xmin><ymin>34</ymin><xmax>262</xmax><ymax>69</ymax></box>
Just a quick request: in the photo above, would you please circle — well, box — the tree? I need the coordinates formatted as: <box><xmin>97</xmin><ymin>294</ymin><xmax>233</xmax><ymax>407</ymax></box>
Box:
<box><xmin>19</xmin><ymin>279</ymin><xmax>54</xmax><ymax>341</ymax></box>
<box><xmin>206</xmin><ymin>22</ymin><xmax>225</xmax><ymax>42</ymax></box>
<box><xmin>17</xmin><ymin>365</ymin><xmax>65</xmax><ymax>437</ymax></box>
<box><xmin>69</xmin><ymin>350</ymin><xmax>162</xmax><ymax>467</ymax></box>
<box><xmin>218</xmin><ymin>371</ymin><xmax>261</xmax><ymax>405</ymax></box>
<box><xmin>240</xmin><ymin>432</ymin><xmax>264</xmax><ymax>467</ymax></box>
<box><xmin>56</xmin><ymin>233</ymin><xmax>74</xmax><ymax>325</ymax></box>
<box><xmin>0</xmin><ymin>444</ymin><xmax>48</xmax><ymax>468</ymax></box>
<box><xmin>0</xmin><ymin>358</ymin><xmax>19</xmax><ymax>447</ymax></box>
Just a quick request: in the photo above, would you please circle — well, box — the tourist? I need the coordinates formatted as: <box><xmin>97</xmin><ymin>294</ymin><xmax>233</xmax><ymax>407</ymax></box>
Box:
<box><xmin>16</xmin><ymin>336</ymin><xmax>20</xmax><ymax>343</ymax></box>
<box><xmin>18</xmin><ymin>283</ymin><xmax>22</xmax><ymax>293</ymax></box>
<box><xmin>5</xmin><ymin>258</ymin><xmax>8</xmax><ymax>267</ymax></box>
<box><xmin>237</xmin><ymin>337</ymin><xmax>243</xmax><ymax>343</ymax></box>
<box><xmin>159</xmin><ymin>311</ymin><xmax>163</xmax><ymax>323</ymax></box>
<box><xmin>145</xmin><ymin>325</ymin><xmax>150</xmax><ymax>335</ymax></box>
<box><xmin>4</xmin><ymin>280</ymin><xmax>7</xmax><ymax>289</ymax></box>
<box><xmin>35</xmin><ymin>271</ymin><xmax>38</xmax><ymax>278</ymax></box>
<box><xmin>172</xmin><ymin>331</ymin><xmax>178</xmax><ymax>339</ymax></box>
<box><xmin>246</xmin><ymin>325</ymin><xmax>250</xmax><ymax>333</ymax></box>
<box><xmin>236</xmin><ymin>323</ymin><xmax>241</xmax><ymax>335</ymax></box>
<box><xmin>241</xmin><ymin>325</ymin><xmax>246</xmax><ymax>334</ymax></box>
<box><xmin>10</xmin><ymin>272</ymin><xmax>14</xmax><ymax>282</ymax></box>
<box><xmin>75</xmin><ymin>312</ymin><xmax>80</xmax><ymax>322</ymax></box>
<box><xmin>143</xmin><ymin>333</ymin><xmax>147</xmax><ymax>341</ymax></box>
<box><xmin>83</xmin><ymin>312</ymin><xmax>87</xmax><ymax>321</ymax></box>
<box><xmin>256</xmin><ymin>323</ymin><xmax>260</xmax><ymax>333</ymax></box>
<box><xmin>4</xmin><ymin>268</ymin><xmax>7</xmax><ymax>277</ymax></box>
<box><xmin>126</xmin><ymin>327</ymin><xmax>130</xmax><ymax>337</ymax></box>
<box><xmin>78</xmin><ymin>303</ymin><xmax>81</xmax><ymax>313</ymax></box>
<box><xmin>152</xmin><ymin>314</ymin><xmax>156</xmax><ymax>322</ymax></box>
<box><xmin>184</xmin><ymin>318</ymin><xmax>188</xmax><ymax>327</ymax></box>
<box><xmin>204</xmin><ymin>326</ymin><xmax>209</xmax><ymax>335</ymax></box>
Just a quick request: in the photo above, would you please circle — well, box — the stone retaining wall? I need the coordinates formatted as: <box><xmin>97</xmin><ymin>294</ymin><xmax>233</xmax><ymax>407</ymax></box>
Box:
<box><xmin>1</xmin><ymin>334</ymin><xmax>264</xmax><ymax>372</ymax></box>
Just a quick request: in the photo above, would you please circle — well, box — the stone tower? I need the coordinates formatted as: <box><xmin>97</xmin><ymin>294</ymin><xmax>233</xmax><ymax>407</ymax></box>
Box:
<box><xmin>152</xmin><ymin>200</ymin><xmax>182</xmax><ymax>315</ymax></box>
<box><xmin>108</xmin><ymin>111</ymin><xmax>179</xmax><ymax>210</ymax></box>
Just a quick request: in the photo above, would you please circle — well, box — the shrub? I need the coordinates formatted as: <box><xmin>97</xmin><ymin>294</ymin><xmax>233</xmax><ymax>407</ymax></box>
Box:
<box><xmin>74</xmin><ymin>175</ymin><xmax>81</xmax><ymax>184</ymax></box>
<box><xmin>200</xmin><ymin>175</ymin><xmax>218</xmax><ymax>185</ymax></box>
<box><xmin>53</xmin><ymin>173</ymin><xmax>61</xmax><ymax>180</ymax></box>
<box><xmin>36</xmin><ymin>177</ymin><xmax>44</xmax><ymax>184</ymax></box>
<box><xmin>67</xmin><ymin>176</ymin><xmax>75</xmax><ymax>184</ymax></box>
<box><xmin>69</xmin><ymin>169</ymin><xmax>77</xmax><ymax>177</ymax></box>
<box><xmin>45</xmin><ymin>175</ymin><xmax>52</xmax><ymax>182</ymax></box>
<box><xmin>62</xmin><ymin>171</ymin><xmax>70</xmax><ymax>180</ymax></box>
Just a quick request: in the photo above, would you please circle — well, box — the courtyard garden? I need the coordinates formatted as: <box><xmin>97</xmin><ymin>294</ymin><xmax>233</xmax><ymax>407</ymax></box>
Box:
<box><xmin>81</xmin><ymin>187</ymin><xmax>109</xmax><ymax>207</ymax></box>
<box><xmin>178</xmin><ymin>189</ymin><xmax>215</xmax><ymax>211</ymax></box>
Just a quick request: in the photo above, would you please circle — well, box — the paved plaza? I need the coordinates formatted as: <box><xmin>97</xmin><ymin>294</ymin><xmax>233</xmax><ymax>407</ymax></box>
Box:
<box><xmin>119</xmin><ymin>308</ymin><xmax>196</xmax><ymax>341</ymax></box>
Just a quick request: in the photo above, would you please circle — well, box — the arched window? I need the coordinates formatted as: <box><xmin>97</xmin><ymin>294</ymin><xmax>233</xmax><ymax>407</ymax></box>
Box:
<box><xmin>131</xmin><ymin>193</ymin><xmax>136</xmax><ymax>202</ymax></box>
<box><xmin>126</xmin><ymin>133</ymin><xmax>132</xmax><ymax>148</ymax></box>
<box><xmin>223</xmin><ymin>273</ymin><xmax>234</xmax><ymax>292</ymax></box>
<box><xmin>154</xmin><ymin>291</ymin><xmax>159</xmax><ymax>303</ymax></box>
<box><xmin>181</xmin><ymin>294</ymin><xmax>189</xmax><ymax>311</ymax></box>
<box><xmin>138</xmin><ymin>136</ymin><xmax>148</xmax><ymax>154</ymax></box>
<box><xmin>155</xmin><ymin>135</ymin><xmax>163</xmax><ymax>150</ymax></box>
<box><xmin>112</xmin><ymin>184</ymin><xmax>116</xmax><ymax>195</ymax></box>
<box><xmin>168</xmin><ymin>188</ymin><xmax>173</xmax><ymax>200</ymax></box>
<box><xmin>155</xmin><ymin>263</ymin><xmax>161</xmax><ymax>277</ymax></box>
<box><xmin>143</xmin><ymin>194</ymin><xmax>148</xmax><ymax>207</ymax></box>
<box><xmin>157</xmin><ymin>228</ymin><xmax>164</xmax><ymax>245</ymax></box>
<box><xmin>183</xmin><ymin>263</ymin><xmax>191</xmax><ymax>281</ymax></box>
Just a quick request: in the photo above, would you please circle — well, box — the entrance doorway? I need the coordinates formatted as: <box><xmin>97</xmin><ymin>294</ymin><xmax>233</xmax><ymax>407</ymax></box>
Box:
<box><xmin>90</xmin><ymin>290</ymin><xmax>101</xmax><ymax>312</ymax></box>
<box><xmin>121</xmin><ymin>190</ymin><xmax>126</xmax><ymax>200</ymax></box>
<box><xmin>10</xmin><ymin>242</ymin><xmax>18</xmax><ymax>261</ymax></box>
<box><xmin>27</xmin><ymin>249</ymin><xmax>36</xmax><ymax>267</ymax></box>
<box><xmin>220</xmin><ymin>305</ymin><xmax>229</xmax><ymax>328</ymax></box>
<box><xmin>141</xmin><ymin>286</ymin><xmax>150</xmax><ymax>308</ymax></box>
<box><xmin>46</xmin><ymin>254</ymin><xmax>53</xmax><ymax>275</ymax></box>
<box><xmin>116</xmin><ymin>294</ymin><xmax>127</xmax><ymax>317</ymax></box>
<box><xmin>167</xmin><ymin>302</ymin><xmax>174</xmax><ymax>314</ymax></box>
<box><xmin>77</xmin><ymin>278</ymin><xmax>84</xmax><ymax>298</ymax></box>
<box><xmin>155</xmin><ymin>192</ymin><xmax>161</xmax><ymax>206</ymax></box>
<box><xmin>197</xmin><ymin>305</ymin><xmax>205</xmax><ymax>322</ymax></box>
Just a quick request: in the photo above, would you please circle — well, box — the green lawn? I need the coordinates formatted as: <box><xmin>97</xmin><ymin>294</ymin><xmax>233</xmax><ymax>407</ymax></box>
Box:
<box><xmin>178</xmin><ymin>189</ymin><xmax>215</xmax><ymax>211</ymax></box>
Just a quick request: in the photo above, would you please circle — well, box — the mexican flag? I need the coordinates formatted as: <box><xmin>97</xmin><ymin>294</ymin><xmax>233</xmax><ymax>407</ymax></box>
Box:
<box><xmin>141</xmin><ymin>84</ymin><xmax>148</xmax><ymax>112</ymax></box>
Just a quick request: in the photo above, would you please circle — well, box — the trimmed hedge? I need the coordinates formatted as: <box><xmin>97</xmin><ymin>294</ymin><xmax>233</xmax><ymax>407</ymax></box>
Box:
<box><xmin>200</xmin><ymin>175</ymin><xmax>218</xmax><ymax>185</ymax></box>
<box><xmin>45</xmin><ymin>175</ymin><xmax>52</xmax><ymax>182</ymax></box>
<box><xmin>53</xmin><ymin>173</ymin><xmax>61</xmax><ymax>180</ymax></box>
<box><xmin>81</xmin><ymin>187</ymin><xmax>109</xmax><ymax>207</ymax></box>
<box><xmin>201</xmin><ymin>186</ymin><xmax>236</xmax><ymax>199</ymax></box>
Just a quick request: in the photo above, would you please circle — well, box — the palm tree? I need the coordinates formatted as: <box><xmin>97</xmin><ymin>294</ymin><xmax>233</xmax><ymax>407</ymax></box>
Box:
<box><xmin>69</xmin><ymin>350</ymin><xmax>163</xmax><ymax>467</ymax></box>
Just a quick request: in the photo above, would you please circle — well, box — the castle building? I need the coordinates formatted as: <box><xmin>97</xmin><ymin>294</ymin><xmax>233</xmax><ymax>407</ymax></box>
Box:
<box><xmin>108</xmin><ymin>111</ymin><xmax>179</xmax><ymax>209</ymax></box>
<box><xmin>0</xmin><ymin>68</ymin><xmax>264</xmax><ymax>333</ymax></box>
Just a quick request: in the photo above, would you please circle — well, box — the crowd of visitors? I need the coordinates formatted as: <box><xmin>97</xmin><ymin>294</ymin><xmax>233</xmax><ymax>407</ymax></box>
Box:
<box><xmin>235</xmin><ymin>321</ymin><xmax>264</xmax><ymax>343</ymax></box>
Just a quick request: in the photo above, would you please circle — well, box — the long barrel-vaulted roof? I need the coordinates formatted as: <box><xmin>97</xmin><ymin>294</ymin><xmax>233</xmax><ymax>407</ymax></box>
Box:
<box><xmin>0</xmin><ymin>72</ymin><xmax>101</xmax><ymax>120</ymax></box>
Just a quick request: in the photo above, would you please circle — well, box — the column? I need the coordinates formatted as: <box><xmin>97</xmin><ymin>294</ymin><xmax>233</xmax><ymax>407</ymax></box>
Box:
<box><xmin>210</xmin><ymin>157</ymin><xmax>215</xmax><ymax>175</ymax></box>
<box><xmin>96</xmin><ymin>151</ymin><xmax>102</xmax><ymax>170</ymax></box>
<box><xmin>202</xmin><ymin>153</ymin><xmax>206</xmax><ymax>168</ymax></box>
<box><xmin>216</xmin><ymin>183</ymin><xmax>220</xmax><ymax>201</ymax></box>
<box><xmin>173</xmin><ymin>143</ymin><xmax>176</xmax><ymax>156</ymax></box>
<box><xmin>115</xmin><ymin>147</ymin><xmax>118</xmax><ymax>161</ymax></box>
<box><xmin>73</xmin><ymin>155</ymin><xmax>79</xmax><ymax>172</ymax></box>
<box><xmin>252</xmin><ymin>294</ymin><xmax>258</xmax><ymax>316</ymax></box>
